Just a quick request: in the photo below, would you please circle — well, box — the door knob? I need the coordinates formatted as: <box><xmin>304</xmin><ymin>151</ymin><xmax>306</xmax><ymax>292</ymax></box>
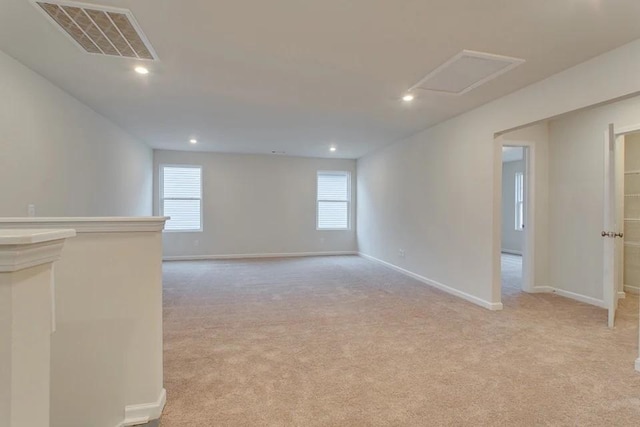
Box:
<box><xmin>602</xmin><ymin>231</ymin><xmax>624</xmax><ymax>238</ymax></box>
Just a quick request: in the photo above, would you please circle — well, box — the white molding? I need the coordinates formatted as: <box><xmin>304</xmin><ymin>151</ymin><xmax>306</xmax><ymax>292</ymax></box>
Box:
<box><xmin>618</xmin><ymin>291</ymin><xmax>626</xmax><ymax>299</ymax></box>
<box><xmin>0</xmin><ymin>230</ymin><xmax>75</xmax><ymax>273</ymax></box>
<box><xmin>549</xmin><ymin>289</ymin><xmax>605</xmax><ymax>308</ymax></box>
<box><xmin>530</xmin><ymin>286</ymin><xmax>554</xmax><ymax>293</ymax></box>
<box><xmin>122</xmin><ymin>388</ymin><xmax>166</xmax><ymax>426</ymax></box>
<box><xmin>0</xmin><ymin>229</ymin><xmax>75</xmax><ymax>245</ymax></box>
<box><xmin>164</xmin><ymin>251</ymin><xmax>358</xmax><ymax>261</ymax></box>
<box><xmin>636</xmin><ymin>358</ymin><xmax>640</xmax><ymax>373</ymax></box>
<box><xmin>0</xmin><ymin>217</ymin><xmax>168</xmax><ymax>233</ymax></box>
<box><xmin>530</xmin><ymin>286</ymin><xmax>607</xmax><ymax>308</ymax></box>
<box><xmin>624</xmin><ymin>284</ymin><xmax>640</xmax><ymax>295</ymax></box>
<box><xmin>358</xmin><ymin>252</ymin><xmax>503</xmax><ymax>311</ymax></box>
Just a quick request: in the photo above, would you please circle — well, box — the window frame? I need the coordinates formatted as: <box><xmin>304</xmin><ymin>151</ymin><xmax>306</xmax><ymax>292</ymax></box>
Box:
<box><xmin>159</xmin><ymin>164</ymin><xmax>203</xmax><ymax>233</ymax></box>
<box><xmin>316</xmin><ymin>170</ymin><xmax>351</xmax><ymax>231</ymax></box>
<box><xmin>514</xmin><ymin>171</ymin><xmax>524</xmax><ymax>231</ymax></box>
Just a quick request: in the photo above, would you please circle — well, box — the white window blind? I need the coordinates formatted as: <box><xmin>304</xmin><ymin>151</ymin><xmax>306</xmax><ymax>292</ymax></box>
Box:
<box><xmin>317</xmin><ymin>171</ymin><xmax>350</xmax><ymax>230</ymax></box>
<box><xmin>160</xmin><ymin>165</ymin><xmax>202</xmax><ymax>231</ymax></box>
<box><xmin>515</xmin><ymin>171</ymin><xmax>524</xmax><ymax>231</ymax></box>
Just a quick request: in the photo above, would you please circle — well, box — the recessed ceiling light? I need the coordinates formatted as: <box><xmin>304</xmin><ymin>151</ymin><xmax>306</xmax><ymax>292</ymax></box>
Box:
<box><xmin>402</xmin><ymin>94</ymin><xmax>414</xmax><ymax>102</ymax></box>
<box><xmin>135</xmin><ymin>66</ymin><xmax>149</xmax><ymax>75</ymax></box>
<box><xmin>189</xmin><ymin>139</ymin><xmax>197</xmax><ymax>144</ymax></box>
<box><xmin>330</xmin><ymin>147</ymin><xmax>337</xmax><ymax>152</ymax></box>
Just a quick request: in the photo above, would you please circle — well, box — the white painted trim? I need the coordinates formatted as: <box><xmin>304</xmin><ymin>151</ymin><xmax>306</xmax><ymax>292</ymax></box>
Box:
<box><xmin>618</xmin><ymin>291</ymin><xmax>626</xmax><ymax>299</ymax></box>
<box><xmin>624</xmin><ymin>284</ymin><xmax>640</xmax><ymax>295</ymax></box>
<box><xmin>122</xmin><ymin>388</ymin><xmax>166</xmax><ymax>426</ymax></box>
<box><xmin>358</xmin><ymin>252</ymin><xmax>503</xmax><ymax>311</ymax></box>
<box><xmin>0</xmin><ymin>234</ymin><xmax>74</xmax><ymax>273</ymax></box>
<box><xmin>522</xmin><ymin>286</ymin><xmax>608</xmax><ymax>308</ymax></box>
<box><xmin>635</xmin><ymin>358</ymin><xmax>640</xmax><ymax>373</ymax></box>
<box><xmin>0</xmin><ymin>229</ymin><xmax>75</xmax><ymax>245</ymax></box>
<box><xmin>0</xmin><ymin>217</ymin><xmax>168</xmax><ymax>233</ymax></box>
<box><xmin>534</xmin><ymin>287</ymin><xmax>607</xmax><ymax>308</ymax></box>
<box><xmin>529</xmin><ymin>286</ymin><xmax>554</xmax><ymax>293</ymax></box>
<box><xmin>501</xmin><ymin>249</ymin><xmax>522</xmax><ymax>256</ymax></box>
<box><xmin>164</xmin><ymin>251</ymin><xmax>358</xmax><ymax>261</ymax></box>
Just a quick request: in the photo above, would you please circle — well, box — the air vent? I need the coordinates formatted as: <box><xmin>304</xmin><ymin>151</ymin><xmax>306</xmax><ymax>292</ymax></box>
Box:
<box><xmin>33</xmin><ymin>0</ymin><xmax>157</xmax><ymax>60</ymax></box>
<box><xmin>409</xmin><ymin>50</ymin><xmax>524</xmax><ymax>96</ymax></box>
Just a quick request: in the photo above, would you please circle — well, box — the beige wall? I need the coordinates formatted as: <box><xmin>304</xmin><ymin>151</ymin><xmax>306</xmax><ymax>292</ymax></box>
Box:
<box><xmin>0</xmin><ymin>50</ymin><xmax>152</xmax><ymax>217</ymax></box>
<box><xmin>154</xmin><ymin>150</ymin><xmax>357</xmax><ymax>258</ymax></box>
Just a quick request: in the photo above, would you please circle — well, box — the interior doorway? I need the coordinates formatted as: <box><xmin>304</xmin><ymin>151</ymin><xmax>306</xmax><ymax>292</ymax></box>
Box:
<box><xmin>605</xmin><ymin>126</ymin><xmax>640</xmax><ymax>328</ymax></box>
<box><xmin>622</xmin><ymin>133</ymin><xmax>640</xmax><ymax>299</ymax></box>
<box><xmin>501</xmin><ymin>146</ymin><xmax>526</xmax><ymax>296</ymax></box>
<box><xmin>603</xmin><ymin>124</ymin><xmax>640</xmax><ymax>328</ymax></box>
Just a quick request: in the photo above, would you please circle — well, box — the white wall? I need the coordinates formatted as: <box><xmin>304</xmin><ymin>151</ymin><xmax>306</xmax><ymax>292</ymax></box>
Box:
<box><xmin>0</xmin><ymin>50</ymin><xmax>152</xmax><ymax>217</ymax></box>
<box><xmin>501</xmin><ymin>159</ymin><xmax>524</xmax><ymax>254</ymax></box>
<box><xmin>154</xmin><ymin>150</ymin><xmax>357</xmax><ymax>258</ymax></box>
<box><xmin>358</xmin><ymin>38</ymin><xmax>640</xmax><ymax>308</ymax></box>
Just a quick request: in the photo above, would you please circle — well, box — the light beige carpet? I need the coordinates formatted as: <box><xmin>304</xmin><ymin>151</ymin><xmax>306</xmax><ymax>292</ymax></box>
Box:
<box><xmin>160</xmin><ymin>256</ymin><xmax>640</xmax><ymax>426</ymax></box>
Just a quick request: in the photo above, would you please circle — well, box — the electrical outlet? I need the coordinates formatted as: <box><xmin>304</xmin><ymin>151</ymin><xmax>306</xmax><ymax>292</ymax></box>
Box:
<box><xmin>398</xmin><ymin>249</ymin><xmax>405</xmax><ymax>258</ymax></box>
<box><xmin>27</xmin><ymin>204</ymin><xmax>36</xmax><ymax>217</ymax></box>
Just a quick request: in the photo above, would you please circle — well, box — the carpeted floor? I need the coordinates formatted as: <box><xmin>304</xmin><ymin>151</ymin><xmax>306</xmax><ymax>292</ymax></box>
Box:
<box><xmin>501</xmin><ymin>253</ymin><xmax>523</xmax><ymax>296</ymax></box>
<box><xmin>160</xmin><ymin>255</ymin><xmax>640</xmax><ymax>426</ymax></box>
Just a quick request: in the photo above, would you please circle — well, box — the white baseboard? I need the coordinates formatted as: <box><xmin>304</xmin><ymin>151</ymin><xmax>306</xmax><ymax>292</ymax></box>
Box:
<box><xmin>122</xmin><ymin>388</ymin><xmax>166</xmax><ymax>426</ymax></box>
<box><xmin>164</xmin><ymin>251</ymin><xmax>358</xmax><ymax>261</ymax></box>
<box><xmin>618</xmin><ymin>291</ymin><xmax>626</xmax><ymax>299</ymax></box>
<box><xmin>551</xmin><ymin>288</ymin><xmax>606</xmax><ymax>308</ymax></box>
<box><xmin>531</xmin><ymin>287</ymin><xmax>606</xmax><ymax>308</ymax></box>
<box><xmin>501</xmin><ymin>249</ymin><xmax>522</xmax><ymax>256</ymax></box>
<box><xmin>530</xmin><ymin>286</ymin><xmax>554</xmax><ymax>293</ymax></box>
<box><xmin>624</xmin><ymin>284</ymin><xmax>640</xmax><ymax>295</ymax></box>
<box><xmin>358</xmin><ymin>253</ymin><xmax>503</xmax><ymax>311</ymax></box>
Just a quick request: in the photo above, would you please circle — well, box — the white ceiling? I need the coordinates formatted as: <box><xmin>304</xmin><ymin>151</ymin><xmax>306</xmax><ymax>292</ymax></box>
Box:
<box><xmin>2</xmin><ymin>0</ymin><xmax>640</xmax><ymax>159</ymax></box>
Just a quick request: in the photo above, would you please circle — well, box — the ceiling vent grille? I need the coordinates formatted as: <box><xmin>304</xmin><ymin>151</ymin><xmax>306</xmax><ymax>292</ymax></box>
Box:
<box><xmin>33</xmin><ymin>1</ymin><xmax>157</xmax><ymax>60</ymax></box>
<box><xmin>409</xmin><ymin>50</ymin><xmax>524</xmax><ymax>96</ymax></box>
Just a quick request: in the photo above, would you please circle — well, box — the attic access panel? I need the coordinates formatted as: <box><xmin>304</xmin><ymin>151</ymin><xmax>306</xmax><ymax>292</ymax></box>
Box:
<box><xmin>410</xmin><ymin>50</ymin><xmax>524</xmax><ymax>96</ymax></box>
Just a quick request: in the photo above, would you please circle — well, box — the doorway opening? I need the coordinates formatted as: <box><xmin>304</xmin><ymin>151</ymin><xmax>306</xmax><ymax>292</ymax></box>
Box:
<box><xmin>622</xmin><ymin>133</ymin><xmax>640</xmax><ymax>299</ymax></box>
<box><xmin>605</xmin><ymin>126</ymin><xmax>640</xmax><ymax>328</ymax></box>
<box><xmin>501</xmin><ymin>145</ymin><xmax>528</xmax><ymax>296</ymax></box>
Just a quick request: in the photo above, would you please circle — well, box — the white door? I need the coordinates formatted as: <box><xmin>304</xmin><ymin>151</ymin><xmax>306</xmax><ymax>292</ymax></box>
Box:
<box><xmin>603</xmin><ymin>124</ymin><xmax>624</xmax><ymax>328</ymax></box>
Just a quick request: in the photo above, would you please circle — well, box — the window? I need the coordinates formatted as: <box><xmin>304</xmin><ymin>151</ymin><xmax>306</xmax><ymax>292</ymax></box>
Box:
<box><xmin>317</xmin><ymin>171</ymin><xmax>350</xmax><ymax>230</ymax></box>
<box><xmin>515</xmin><ymin>171</ymin><xmax>524</xmax><ymax>231</ymax></box>
<box><xmin>160</xmin><ymin>165</ymin><xmax>202</xmax><ymax>232</ymax></box>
